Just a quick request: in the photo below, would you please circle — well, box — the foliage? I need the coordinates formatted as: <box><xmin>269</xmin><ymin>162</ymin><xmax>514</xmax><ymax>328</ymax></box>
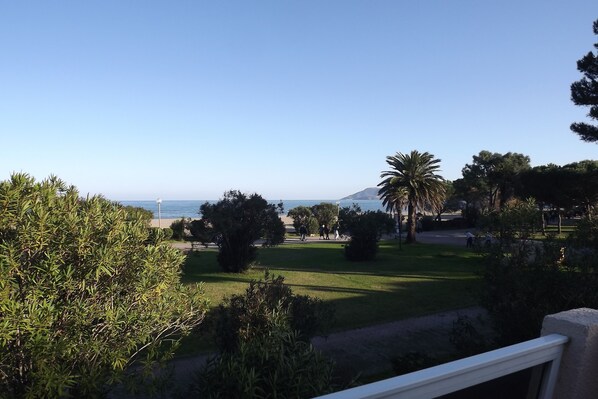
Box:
<box><xmin>210</xmin><ymin>271</ymin><xmax>334</xmax><ymax>353</ymax></box>
<box><xmin>310</xmin><ymin>203</ymin><xmax>339</xmax><ymax>230</ymax></box>
<box><xmin>570</xmin><ymin>19</ymin><xmax>598</xmax><ymax>142</ymax></box>
<box><xmin>0</xmin><ymin>173</ymin><xmax>207</xmax><ymax>399</ymax></box>
<box><xmin>379</xmin><ymin>150</ymin><xmax>446</xmax><ymax>243</ymax></box>
<box><xmin>189</xmin><ymin>330</ymin><xmax>337</xmax><ymax>399</ymax></box>
<box><xmin>461</xmin><ymin>151</ymin><xmax>531</xmax><ymax>211</ymax></box>
<box><xmin>190</xmin><ymin>191</ymin><xmax>285</xmax><ymax>273</ymax></box>
<box><xmin>479</xmin><ymin>198</ymin><xmax>542</xmax><ymax>247</ymax></box>
<box><xmin>480</xmin><ymin>203</ymin><xmax>598</xmax><ymax>345</ymax></box>
<box><xmin>161</xmin><ymin>227</ymin><xmax>173</xmax><ymax>240</ymax></box>
<box><xmin>287</xmin><ymin>206</ymin><xmax>319</xmax><ymax>235</ymax></box>
<box><xmin>170</xmin><ymin>217</ymin><xmax>189</xmax><ymax>241</ymax></box>
<box><xmin>340</xmin><ymin>206</ymin><xmax>395</xmax><ymax>261</ymax></box>
<box><xmin>189</xmin><ymin>272</ymin><xmax>338</xmax><ymax>398</ymax></box>
<box><xmin>121</xmin><ymin>204</ymin><xmax>154</xmax><ymax>224</ymax></box>
<box><xmin>566</xmin><ymin>212</ymin><xmax>598</xmax><ymax>271</ymax></box>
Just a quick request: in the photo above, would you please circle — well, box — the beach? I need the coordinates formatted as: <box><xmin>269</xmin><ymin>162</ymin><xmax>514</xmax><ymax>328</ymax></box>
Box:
<box><xmin>151</xmin><ymin>216</ymin><xmax>295</xmax><ymax>229</ymax></box>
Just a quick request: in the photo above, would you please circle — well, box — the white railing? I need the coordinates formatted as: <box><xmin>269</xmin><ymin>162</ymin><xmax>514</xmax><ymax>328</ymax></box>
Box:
<box><xmin>315</xmin><ymin>333</ymin><xmax>569</xmax><ymax>399</ymax></box>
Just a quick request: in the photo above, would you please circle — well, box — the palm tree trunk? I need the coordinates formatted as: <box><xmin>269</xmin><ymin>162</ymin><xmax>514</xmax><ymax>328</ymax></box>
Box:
<box><xmin>406</xmin><ymin>202</ymin><xmax>416</xmax><ymax>243</ymax></box>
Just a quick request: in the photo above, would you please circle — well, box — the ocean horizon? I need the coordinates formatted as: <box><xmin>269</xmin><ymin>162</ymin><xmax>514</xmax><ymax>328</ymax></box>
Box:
<box><xmin>120</xmin><ymin>199</ymin><xmax>386</xmax><ymax>219</ymax></box>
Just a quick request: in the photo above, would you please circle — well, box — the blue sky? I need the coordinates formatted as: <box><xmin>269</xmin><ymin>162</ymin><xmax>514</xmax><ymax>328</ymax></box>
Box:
<box><xmin>1</xmin><ymin>1</ymin><xmax>597</xmax><ymax>200</ymax></box>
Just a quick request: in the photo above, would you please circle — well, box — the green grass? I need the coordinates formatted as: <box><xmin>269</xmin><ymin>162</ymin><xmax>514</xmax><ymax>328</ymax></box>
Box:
<box><xmin>530</xmin><ymin>225</ymin><xmax>576</xmax><ymax>241</ymax></box>
<box><xmin>183</xmin><ymin>240</ymin><xmax>483</xmax><ymax>332</ymax></box>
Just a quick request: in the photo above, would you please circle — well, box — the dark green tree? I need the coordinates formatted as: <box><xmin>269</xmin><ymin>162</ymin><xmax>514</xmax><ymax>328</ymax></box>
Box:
<box><xmin>310</xmin><ymin>202</ymin><xmax>338</xmax><ymax>231</ymax></box>
<box><xmin>571</xmin><ymin>19</ymin><xmax>598</xmax><ymax>142</ymax></box>
<box><xmin>379</xmin><ymin>150</ymin><xmax>446</xmax><ymax>243</ymax></box>
<box><xmin>561</xmin><ymin>160</ymin><xmax>598</xmax><ymax>217</ymax></box>
<box><xmin>340</xmin><ymin>207</ymin><xmax>395</xmax><ymax>261</ymax></box>
<box><xmin>461</xmin><ymin>151</ymin><xmax>530</xmax><ymax>210</ymax></box>
<box><xmin>0</xmin><ymin>174</ymin><xmax>207</xmax><ymax>398</ymax></box>
<box><xmin>287</xmin><ymin>206</ymin><xmax>319</xmax><ymax>235</ymax></box>
<box><xmin>190</xmin><ymin>191</ymin><xmax>285</xmax><ymax>273</ymax></box>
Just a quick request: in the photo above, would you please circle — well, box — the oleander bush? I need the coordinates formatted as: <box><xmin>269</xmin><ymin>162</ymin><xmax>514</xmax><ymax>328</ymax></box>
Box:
<box><xmin>189</xmin><ymin>272</ymin><xmax>337</xmax><ymax>398</ymax></box>
<box><xmin>0</xmin><ymin>173</ymin><xmax>208</xmax><ymax>398</ymax></box>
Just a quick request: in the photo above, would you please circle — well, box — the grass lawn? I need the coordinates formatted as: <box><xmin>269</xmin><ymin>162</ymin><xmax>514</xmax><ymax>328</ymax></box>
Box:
<box><xmin>182</xmin><ymin>240</ymin><xmax>483</xmax><ymax>333</ymax></box>
<box><xmin>530</xmin><ymin>225</ymin><xmax>576</xmax><ymax>241</ymax></box>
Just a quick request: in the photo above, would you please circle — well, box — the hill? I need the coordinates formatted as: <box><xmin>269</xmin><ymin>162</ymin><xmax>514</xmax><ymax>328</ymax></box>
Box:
<box><xmin>341</xmin><ymin>187</ymin><xmax>380</xmax><ymax>200</ymax></box>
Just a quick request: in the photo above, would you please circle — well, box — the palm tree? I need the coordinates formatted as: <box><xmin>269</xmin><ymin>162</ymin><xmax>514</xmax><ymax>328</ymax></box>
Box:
<box><xmin>378</xmin><ymin>151</ymin><xmax>446</xmax><ymax>243</ymax></box>
<box><xmin>378</xmin><ymin>184</ymin><xmax>407</xmax><ymax>238</ymax></box>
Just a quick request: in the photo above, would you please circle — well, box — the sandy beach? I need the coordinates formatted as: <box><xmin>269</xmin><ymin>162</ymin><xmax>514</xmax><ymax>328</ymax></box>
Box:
<box><xmin>151</xmin><ymin>216</ymin><xmax>295</xmax><ymax>228</ymax></box>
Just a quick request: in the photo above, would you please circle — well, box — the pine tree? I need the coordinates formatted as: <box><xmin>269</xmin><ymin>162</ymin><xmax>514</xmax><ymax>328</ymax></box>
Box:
<box><xmin>571</xmin><ymin>19</ymin><xmax>598</xmax><ymax>143</ymax></box>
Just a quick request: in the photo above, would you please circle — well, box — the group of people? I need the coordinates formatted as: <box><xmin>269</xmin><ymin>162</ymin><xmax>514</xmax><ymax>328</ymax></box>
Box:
<box><xmin>319</xmin><ymin>224</ymin><xmax>330</xmax><ymax>240</ymax></box>
<box><xmin>465</xmin><ymin>231</ymin><xmax>493</xmax><ymax>248</ymax></box>
<box><xmin>298</xmin><ymin>224</ymin><xmax>340</xmax><ymax>241</ymax></box>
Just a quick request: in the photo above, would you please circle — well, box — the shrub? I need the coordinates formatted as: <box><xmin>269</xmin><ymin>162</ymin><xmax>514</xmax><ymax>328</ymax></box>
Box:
<box><xmin>191</xmin><ymin>191</ymin><xmax>285</xmax><ymax>273</ymax></box>
<box><xmin>566</xmin><ymin>213</ymin><xmax>598</xmax><ymax>271</ymax></box>
<box><xmin>341</xmin><ymin>209</ymin><xmax>394</xmax><ymax>261</ymax></box>
<box><xmin>0</xmin><ymin>173</ymin><xmax>208</xmax><ymax>398</ymax></box>
<box><xmin>480</xmin><ymin>206</ymin><xmax>598</xmax><ymax>345</ymax></box>
<box><xmin>170</xmin><ymin>217</ymin><xmax>188</xmax><ymax>241</ymax></box>
<box><xmin>162</xmin><ymin>227</ymin><xmax>173</xmax><ymax>240</ymax></box>
<box><xmin>191</xmin><ymin>272</ymin><xmax>338</xmax><ymax>398</ymax></box>
<box><xmin>189</xmin><ymin>330</ymin><xmax>336</xmax><ymax>399</ymax></box>
<box><xmin>211</xmin><ymin>271</ymin><xmax>334</xmax><ymax>353</ymax></box>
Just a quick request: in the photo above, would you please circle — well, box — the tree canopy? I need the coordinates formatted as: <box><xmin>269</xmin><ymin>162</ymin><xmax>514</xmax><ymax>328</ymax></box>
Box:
<box><xmin>190</xmin><ymin>190</ymin><xmax>285</xmax><ymax>272</ymax></box>
<box><xmin>379</xmin><ymin>150</ymin><xmax>445</xmax><ymax>243</ymax></box>
<box><xmin>461</xmin><ymin>151</ymin><xmax>530</xmax><ymax>210</ymax></box>
<box><xmin>571</xmin><ymin>19</ymin><xmax>598</xmax><ymax>143</ymax></box>
<box><xmin>0</xmin><ymin>173</ymin><xmax>207</xmax><ymax>398</ymax></box>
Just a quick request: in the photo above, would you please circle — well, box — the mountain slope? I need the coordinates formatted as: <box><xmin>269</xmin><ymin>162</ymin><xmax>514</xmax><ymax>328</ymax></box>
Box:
<box><xmin>340</xmin><ymin>187</ymin><xmax>380</xmax><ymax>200</ymax></box>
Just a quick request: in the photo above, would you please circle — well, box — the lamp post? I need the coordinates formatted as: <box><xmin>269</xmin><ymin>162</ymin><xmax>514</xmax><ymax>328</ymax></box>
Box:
<box><xmin>335</xmin><ymin>201</ymin><xmax>340</xmax><ymax>239</ymax></box>
<box><xmin>156</xmin><ymin>198</ymin><xmax>162</xmax><ymax>228</ymax></box>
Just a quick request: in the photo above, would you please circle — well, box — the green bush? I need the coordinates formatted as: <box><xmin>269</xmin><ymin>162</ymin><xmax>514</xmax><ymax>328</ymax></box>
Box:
<box><xmin>170</xmin><ymin>218</ymin><xmax>188</xmax><ymax>241</ymax></box>
<box><xmin>162</xmin><ymin>227</ymin><xmax>174</xmax><ymax>240</ymax></box>
<box><xmin>481</xmin><ymin>205</ymin><xmax>598</xmax><ymax>345</ymax></box>
<box><xmin>191</xmin><ymin>191</ymin><xmax>285</xmax><ymax>273</ymax></box>
<box><xmin>341</xmin><ymin>209</ymin><xmax>395</xmax><ymax>261</ymax></box>
<box><xmin>190</xmin><ymin>272</ymin><xmax>338</xmax><ymax>398</ymax></box>
<box><xmin>189</xmin><ymin>330</ymin><xmax>336</xmax><ymax>399</ymax></box>
<box><xmin>211</xmin><ymin>271</ymin><xmax>334</xmax><ymax>353</ymax></box>
<box><xmin>0</xmin><ymin>174</ymin><xmax>208</xmax><ymax>398</ymax></box>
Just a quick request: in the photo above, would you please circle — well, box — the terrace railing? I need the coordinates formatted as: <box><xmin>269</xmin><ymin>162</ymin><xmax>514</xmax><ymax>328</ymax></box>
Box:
<box><xmin>315</xmin><ymin>333</ymin><xmax>568</xmax><ymax>399</ymax></box>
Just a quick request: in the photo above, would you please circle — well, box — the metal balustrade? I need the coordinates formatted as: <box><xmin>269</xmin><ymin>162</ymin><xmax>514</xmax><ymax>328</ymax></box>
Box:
<box><xmin>315</xmin><ymin>333</ymin><xmax>569</xmax><ymax>399</ymax></box>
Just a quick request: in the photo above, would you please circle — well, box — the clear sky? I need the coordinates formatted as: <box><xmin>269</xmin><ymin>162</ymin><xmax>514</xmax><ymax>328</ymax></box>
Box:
<box><xmin>1</xmin><ymin>1</ymin><xmax>597</xmax><ymax>200</ymax></box>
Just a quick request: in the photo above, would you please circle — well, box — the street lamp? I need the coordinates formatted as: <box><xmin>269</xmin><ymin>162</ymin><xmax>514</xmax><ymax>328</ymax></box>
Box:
<box><xmin>335</xmin><ymin>201</ymin><xmax>340</xmax><ymax>239</ymax></box>
<box><xmin>156</xmin><ymin>198</ymin><xmax>162</xmax><ymax>228</ymax></box>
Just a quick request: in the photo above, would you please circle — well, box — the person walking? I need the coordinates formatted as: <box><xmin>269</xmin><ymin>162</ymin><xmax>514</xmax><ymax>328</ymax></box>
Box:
<box><xmin>319</xmin><ymin>225</ymin><xmax>324</xmax><ymax>240</ymax></box>
<box><xmin>299</xmin><ymin>224</ymin><xmax>307</xmax><ymax>241</ymax></box>
<box><xmin>465</xmin><ymin>231</ymin><xmax>474</xmax><ymax>248</ymax></box>
<box><xmin>324</xmin><ymin>225</ymin><xmax>330</xmax><ymax>240</ymax></box>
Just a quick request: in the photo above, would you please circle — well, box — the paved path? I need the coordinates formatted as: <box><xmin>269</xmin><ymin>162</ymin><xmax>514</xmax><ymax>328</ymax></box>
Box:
<box><xmin>312</xmin><ymin>306</ymin><xmax>487</xmax><ymax>378</ymax></box>
<box><xmin>172</xmin><ymin>229</ymin><xmax>473</xmax><ymax>251</ymax></box>
<box><xmin>163</xmin><ymin>306</ymin><xmax>487</xmax><ymax>388</ymax></box>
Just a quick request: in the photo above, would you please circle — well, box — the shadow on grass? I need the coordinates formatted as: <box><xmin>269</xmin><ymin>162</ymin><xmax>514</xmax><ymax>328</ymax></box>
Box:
<box><xmin>180</xmin><ymin>241</ymin><xmax>483</xmax><ymax>333</ymax></box>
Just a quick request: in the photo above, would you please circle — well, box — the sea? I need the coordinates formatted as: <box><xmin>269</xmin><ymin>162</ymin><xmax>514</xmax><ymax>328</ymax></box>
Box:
<box><xmin>119</xmin><ymin>200</ymin><xmax>386</xmax><ymax>219</ymax></box>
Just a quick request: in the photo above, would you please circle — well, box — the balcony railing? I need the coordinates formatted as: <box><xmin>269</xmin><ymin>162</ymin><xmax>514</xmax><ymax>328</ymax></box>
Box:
<box><xmin>315</xmin><ymin>333</ymin><xmax>569</xmax><ymax>399</ymax></box>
